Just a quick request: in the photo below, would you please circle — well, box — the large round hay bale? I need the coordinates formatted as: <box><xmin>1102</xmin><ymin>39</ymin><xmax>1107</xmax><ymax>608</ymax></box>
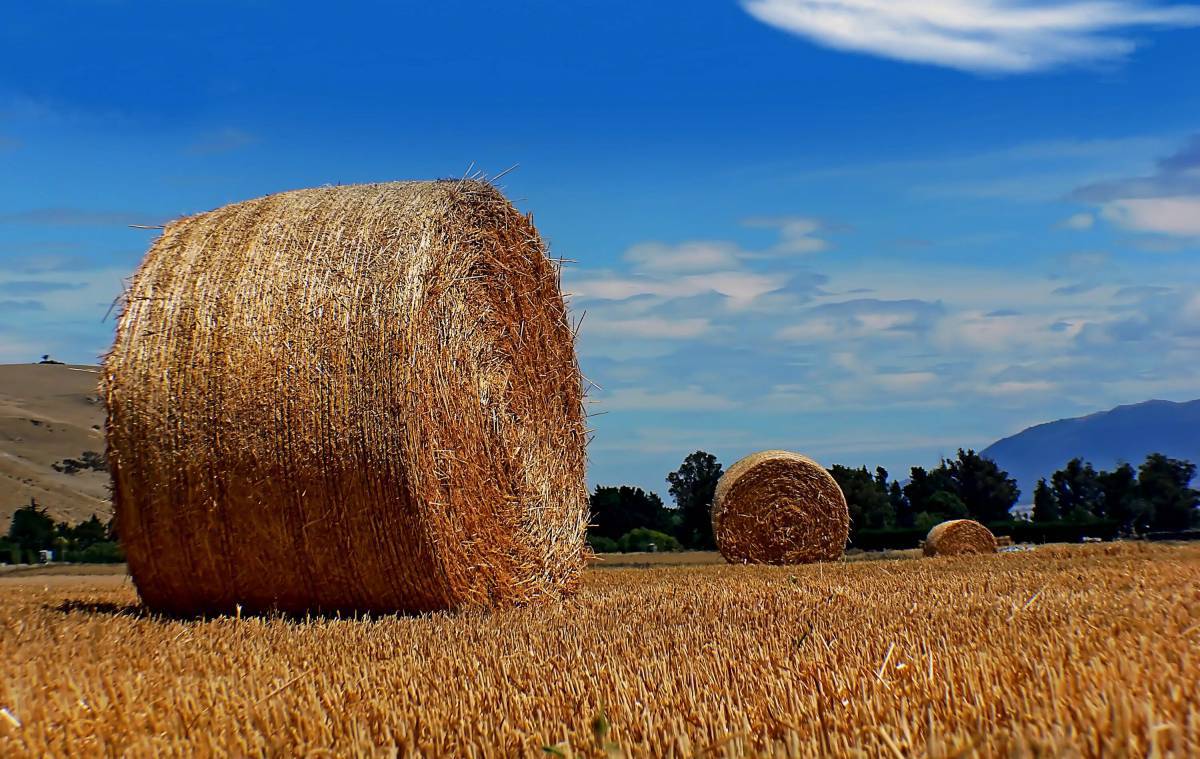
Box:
<box><xmin>923</xmin><ymin>519</ymin><xmax>997</xmax><ymax>557</ymax></box>
<box><xmin>103</xmin><ymin>180</ymin><xmax>588</xmax><ymax>616</ymax></box>
<box><xmin>711</xmin><ymin>450</ymin><xmax>849</xmax><ymax>564</ymax></box>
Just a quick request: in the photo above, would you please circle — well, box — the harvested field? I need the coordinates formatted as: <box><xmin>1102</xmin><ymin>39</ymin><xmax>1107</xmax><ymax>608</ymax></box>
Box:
<box><xmin>2</xmin><ymin>543</ymin><xmax>1198</xmax><ymax>757</ymax></box>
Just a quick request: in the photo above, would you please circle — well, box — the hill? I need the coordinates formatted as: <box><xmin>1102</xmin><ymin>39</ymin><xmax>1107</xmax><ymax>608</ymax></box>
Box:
<box><xmin>981</xmin><ymin>399</ymin><xmax>1200</xmax><ymax>502</ymax></box>
<box><xmin>0</xmin><ymin>363</ymin><xmax>110</xmax><ymax>524</ymax></box>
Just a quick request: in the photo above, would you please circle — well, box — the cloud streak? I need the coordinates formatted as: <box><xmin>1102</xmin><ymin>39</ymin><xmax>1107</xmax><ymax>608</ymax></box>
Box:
<box><xmin>1073</xmin><ymin>134</ymin><xmax>1200</xmax><ymax>237</ymax></box>
<box><xmin>0</xmin><ymin>208</ymin><xmax>166</xmax><ymax>227</ymax></box>
<box><xmin>186</xmin><ymin>128</ymin><xmax>258</xmax><ymax>155</ymax></box>
<box><xmin>742</xmin><ymin>0</ymin><xmax>1200</xmax><ymax>73</ymax></box>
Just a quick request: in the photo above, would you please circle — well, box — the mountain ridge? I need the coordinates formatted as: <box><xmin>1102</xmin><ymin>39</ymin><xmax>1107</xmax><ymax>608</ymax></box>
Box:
<box><xmin>981</xmin><ymin>398</ymin><xmax>1200</xmax><ymax>502</ymax></box>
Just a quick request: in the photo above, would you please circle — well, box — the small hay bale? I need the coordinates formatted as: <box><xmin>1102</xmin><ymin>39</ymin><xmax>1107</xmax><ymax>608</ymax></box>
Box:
<box><xmin>711</xmin><ymin>450</ymin><xmax>849</xmax><ymax>564</ymax></box>
<box><xmin>923</xmin><ymin>519</ymin><xmax>997</xmax><ymax>557</ymax></box>
<box><xmin>104</xmin><ymin>180</ymin><xmax>588</xmax><ymax>616</ymax></box>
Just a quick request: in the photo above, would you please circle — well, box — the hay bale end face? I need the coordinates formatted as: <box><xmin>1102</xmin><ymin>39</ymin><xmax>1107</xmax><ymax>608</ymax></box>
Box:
<box><xmin>712</xmin><ymin>450</ymin><xmax>849</xmax><ymax>564</ymax></box>
<box><xmin>104</xmin><ymin>180</ymin><xmax>588</xmax><ymax>616</ymax></box>
<box><xmin>923</xmin><ymin>519</ymin><xmax>998</xmax><ymax>557</ymax></box>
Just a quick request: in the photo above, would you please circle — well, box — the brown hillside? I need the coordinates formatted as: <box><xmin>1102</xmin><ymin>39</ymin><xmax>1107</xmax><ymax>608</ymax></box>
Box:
<box><xmin>0</xmin><ymin>363</ymin><xmax>109</xmax><ymax>524</ymax></box>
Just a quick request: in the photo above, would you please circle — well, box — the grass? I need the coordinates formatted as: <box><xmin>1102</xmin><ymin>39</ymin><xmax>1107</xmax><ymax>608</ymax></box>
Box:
<box><xmin>1</xmin><ymin>542</ymin><xmax>1198</xmax><ymax>757</ymax></box>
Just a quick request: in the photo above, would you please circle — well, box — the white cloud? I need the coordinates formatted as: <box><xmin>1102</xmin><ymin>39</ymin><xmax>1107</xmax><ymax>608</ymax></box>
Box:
<box><xmin>742</xmin><ymin>216</ymin><xmax>828</xmax><ymax>254</ymax></box>
<box><xmin>602</xmin><ymin>386</ymin><xmax>742</xmax><ymax>411</ymax></box>
<box><xmin>570</xmin><ymin>270</ymin><xmax>788</xmax><ymax>304</ymax></box>
<box><xmin>935</xmin><ymin>310</ymin><xmax>1070</xmax><ymax>351</ymax></box>
<box><xmin>979</xmin><ymin>380</ymin><xmax>1059</xmax><ymax>396</ymax></box>
<box><xmin>586</xmin><ymin>316</ymin><xmax>713</xmax><ymax>340</ymax></box>
<box><xmin>1059</xmin><ymin>212</ymin><xmax>1095</xmax><ymax>230</ymax></box>
<box><xmin>1185</xmin><ymin>293</ymin><xmax>1200</xmax><ymax>320</ymax></box>
<box><xmin>623</xmin><ymin>241</ymin><xmax>742</xmax><ymax>273</ymax></box>
<box><xmin>742</xmin><ymin>0</ymin><xmax>1200</xmax><ymax>73</ymax></box>
<box><xmin>1101</xmin><ymin>196</ymin><xmax>1200</xmax><ymax>236</ymax></box>
<box><xmin>1073</xmin><ymin>135</ymin><xmax>1200</xmax><ymax>237</ymax></box>
<box><xmin>776</xmin><ymin>298</ymin><xmax>943</xmax><ymax>342</ymax></box>
<box><xmin>875</xmin><ymin>371</ymin><xmax>939</xmax><ymax>392</ymax></box>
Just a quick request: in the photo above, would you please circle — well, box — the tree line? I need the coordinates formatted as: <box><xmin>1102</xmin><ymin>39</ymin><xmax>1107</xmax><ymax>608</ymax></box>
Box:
<box><xmin>1</xmin><ymin>500</ymin><xmax>123</xmax><ymax>564</ymax></box>
<box><xmin>5</xmin><ymin>448</ymin><xmax>1196</xmax><ymax>562</ymax></box>
<box><xmin>590</xmin><ymin>450</ymin><xmax>1200</xmax><ymax>552</ymax></box>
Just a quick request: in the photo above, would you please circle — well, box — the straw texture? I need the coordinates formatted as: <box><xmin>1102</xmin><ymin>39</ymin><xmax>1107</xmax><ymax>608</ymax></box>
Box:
<box><xmin>923</xmin><ymin>519</ymin><xmax>997</xmax><ymax>557</ymax></box>
<box><xmin>712</xmin><ymin>450</ymin><xmax>849</xmax><ymax>565</ymax></box>
<box><xmin>103</xmin><ymin>180</ymin><xmax>588</xmax><ymax>616</ymax></box>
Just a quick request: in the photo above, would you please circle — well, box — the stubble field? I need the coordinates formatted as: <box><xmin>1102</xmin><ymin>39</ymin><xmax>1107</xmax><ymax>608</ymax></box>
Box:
<box><xmin>1</xmin><ymin>542</ymin><xmax>1198</xmax><ymax>757</ymax></box>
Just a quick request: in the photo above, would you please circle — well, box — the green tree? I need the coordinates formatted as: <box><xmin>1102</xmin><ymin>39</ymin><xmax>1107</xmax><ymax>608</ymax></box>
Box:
<box><xmin>926</xmin><ymin>490</ymin><xmax>968</xmax><ymax>519</ymax></box>
<box><xmin>889</xmin><ymin>480</ymin><xmax>912</xmax><ymax>528</ymax></box>
<box><xmin>71</xmin><ymin>514</ymin><xmax>110</xmax><ymax>549</ymax></box>
<box><xmin>943</xmin><ymin>449</ymin><xmax>1019</xmax><ymax>523</ymax></box>
<box><xmin>666</xmin><ymin>451</ymin><xmax>723</xmax><ymax>549</ymax></box>
<box><xmin>903</xmin><ymin>466</ymin><xmax>955</xmax><ymax>514</ymax></box>
<box><xmin>829</xmin><ymin>465</ymin><xmax>894</xmax><ymax>538</ymax></box>
<box><xmin>1031</xmin><ymin>478</ymin><xmax>1059</xmax><ymax>523</ymax></box>
<box><xmin>8</xmin><ymin>499</ymin><xmax>56</xmax><ymax>553</ymax></box>
<box><xmin>1098</xmin><ymin>463</ymin><xmax>1147</xmax><ymax>534</ymax></box>
<box><xmin>914</xmin><ymin>511</ymin><xmax>944</xmax><ymax>533</ymax></box>
<box><xmin>1050</xmin><ymin>458</ymin><xmax>1104</xmax><ymax>521</ymax></box>
<box><xmin>1138</xmin><ymin>454</ymin><xmax>1199</xmax><ymax>531</ymax></box>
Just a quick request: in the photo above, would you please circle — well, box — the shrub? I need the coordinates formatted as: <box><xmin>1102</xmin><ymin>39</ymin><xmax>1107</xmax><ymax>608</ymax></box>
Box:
<box><xmin>587</xmin><ymin>535</ymin><xmax>619</xmax><ymax>553</ymax></box>
<box><xmin>617</xmin><ymin>528</ymin><xmax>681</xmax><ymax>553</ymax></box>
<box><xmin>853</xmin><ymin>527</ymin><xmax>927</xmax><ymax>551</ymax></box>
<box><xmin>989</xmin><ymin>519</ymin><xmax>1120</xmax><ymax>544</ymax></box>
<box><xmin>81</xmin><ymin>541</ymin><xmax>125</xmax><ymax>563</ymax></box>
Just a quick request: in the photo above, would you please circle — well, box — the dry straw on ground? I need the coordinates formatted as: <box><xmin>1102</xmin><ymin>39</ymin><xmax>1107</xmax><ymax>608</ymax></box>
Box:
<box><xmin>712</xmin><ymin>450</ymin><xmax>849</xmax><ymax>564</ymax></box>
<box><xmin>923</xmin><ymin>519</ymin><xmax>998</xmax><ymax>557</ymax></box>
<box><xmin>103</xmin><ymin>180</ymin><xmax>588</xmax><ymax>616</ymax></box>
<box><xmin>3</xmin><ymin>543</ymin><xmax>1198</xmax><ymax>757</ymax></box>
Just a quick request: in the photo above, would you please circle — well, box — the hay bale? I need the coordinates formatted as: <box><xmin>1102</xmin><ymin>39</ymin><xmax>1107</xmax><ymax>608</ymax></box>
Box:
<box><xmin>711</xmin><ymin>450</ymin><xmax>849</xmax><ymax>564</ymax></box>
<box><xmin>923</xmin><ymin>519</ymin><xmax>997</xmax><ymax>557</ymax></box>
<box><xmin>103</xmin><ymin>180</ymin><xmax>588</xmax><ymax>616</ymax></box>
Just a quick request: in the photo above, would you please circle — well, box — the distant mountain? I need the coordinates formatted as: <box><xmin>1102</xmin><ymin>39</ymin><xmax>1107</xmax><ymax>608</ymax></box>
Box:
<box><xmin>982</xmin><ymin>399</ymin><xmax>1200</xmax><ymax>503</ymax></box>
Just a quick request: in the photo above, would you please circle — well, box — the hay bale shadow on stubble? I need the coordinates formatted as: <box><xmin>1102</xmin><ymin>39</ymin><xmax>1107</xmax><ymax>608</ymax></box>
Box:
<box><xmin>49</xmin><ymin>597</ymin><xmax>471</xmax><ymax>623</ymax></box>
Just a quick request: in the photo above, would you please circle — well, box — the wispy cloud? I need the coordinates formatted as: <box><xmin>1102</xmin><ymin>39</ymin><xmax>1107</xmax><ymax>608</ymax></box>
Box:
<box><xmin>586</xmin><ymin>316</ymin><xmax>714</xmax><ymax>340</ymax></box>
<box><xmin>1073</xmin><ymin>134</ymin><xmax>1200</xmax><ymax>237</ymax></box>
<box><xmin>741</xmin><ymin>216</ymin><xmax>829</xmax><ymax>255</ymax></box>
<box><xmin>623</xmin><ymin>241</ymin><xmax>742</xmax><ymax>273</ymax></box>
<box><xmin>1102</xmin><ymin>197</ymin><xmax>1200</xmax><ymax>236</ymax></box>
<box><xmin>186</xmin><ymin>128</ymin><xmax>258</xmax><ymax>155</ymax></box>
<box><xmin>570</xmin><ymin>270</ymin><xmax>789</xmax><ymax>304</ymax></box>
<box><xmin>0</xmin><ymin>208</ymin><xmax>166</xmax><ymax>227</ymax></box>
<box><xmin>0</xmin><ymin>299</ymin><xmax>44</xmax><ymax>311</ymax></box>
<box><xmin>1058</xmin><ymin>212</ymin><xmax>1095</xmax><ymax>230</ymax></box>
<box><xmin>602</xmin><ymin>386</ymin><xmax>743</xmax><ymax>412</ymax></box>
<box><xmin>742</xmin><ymin>0</ymin><xmax>1200</xmax><ymax>73</ymax></box>
<box><xmin>0</xmin><ymin>280</ymin><xmax>86</xmax><ymax>295</ymax></box>
<box><xmin>776</xmin><ymin>298</ymin><xmax>944</xmax><ymax>342</ymax></box>
<box><xmin>1051</xmin><ymin>282</ymin><xmax>1100</xmax><ymax>296</ymax></box>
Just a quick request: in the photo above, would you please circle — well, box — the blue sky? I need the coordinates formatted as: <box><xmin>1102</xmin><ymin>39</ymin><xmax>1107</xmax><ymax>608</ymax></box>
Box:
<box><xmin>1</xmin><ymin>1</ymin><xmax>1198</xmax><ymax>500</ymax></box>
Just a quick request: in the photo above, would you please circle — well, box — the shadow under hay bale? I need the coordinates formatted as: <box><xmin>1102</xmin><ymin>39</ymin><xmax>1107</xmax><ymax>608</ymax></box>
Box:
<box><xmin>104</xmin><ymin>180</ymin><xmax>588</xmax><ymax>616</ymax></box>
<box><xmin>711</xmin><ymin>450</ymin><xmax>849</xmax><ymax>565</ymax></box>
<box><xmin>923</xmin><ymin>519</ymin><xmax>997</xmax><ymax>557</ymax></box>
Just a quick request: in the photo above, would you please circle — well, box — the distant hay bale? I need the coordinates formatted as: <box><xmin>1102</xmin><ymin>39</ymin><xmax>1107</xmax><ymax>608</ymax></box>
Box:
<box><xmin>103</xmin><ymin>180</ymin><xmax>588</xmax><ymax>616</ymax></box>
<box><xmin>711</xmin><ymin>450</ymin><xmax>849</xmax><ymax>564</ymax></box>
<box><xmin>923</xmin><ymin>519</ymin><xmax>997</xmax><ymax>557</ymax></box>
